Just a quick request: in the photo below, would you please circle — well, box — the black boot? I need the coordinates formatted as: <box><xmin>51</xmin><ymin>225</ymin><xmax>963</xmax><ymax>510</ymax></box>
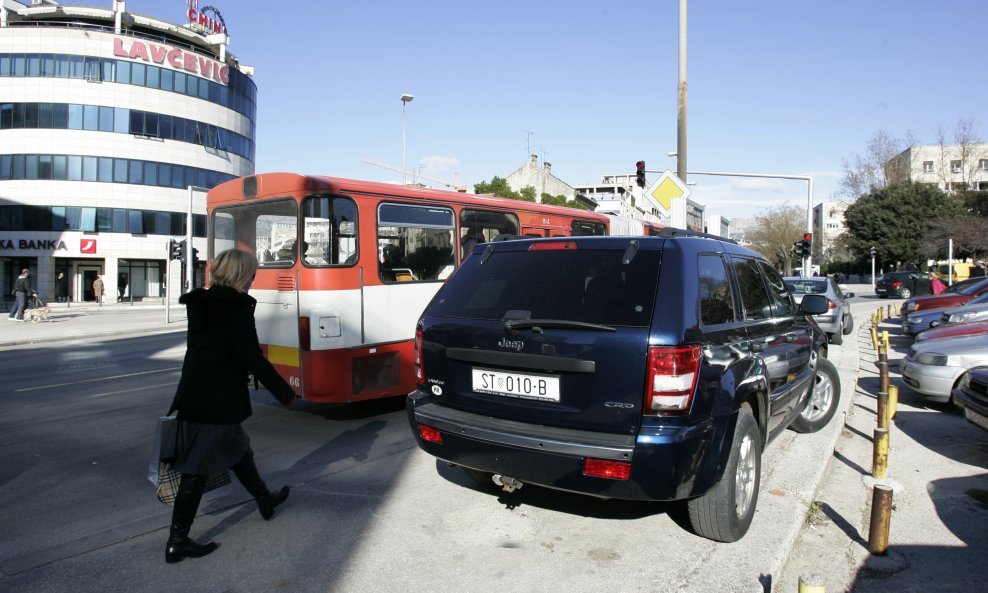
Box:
<box><xmin>165</xmin><ymin>474</ymin><xmax>219</xmax><ymax>564</ymax></box>
<box><xmin>257</xmin><ymin>486</ymin><xmax>290</xmax><ymax>520</ymax></box>
<box><xmin>232</xmin><ymin>450</ymin><xmax>290</xmax><ymax>520</ymax></box>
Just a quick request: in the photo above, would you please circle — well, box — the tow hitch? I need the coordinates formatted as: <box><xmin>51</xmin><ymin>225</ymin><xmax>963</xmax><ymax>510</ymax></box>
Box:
<box><xmin>492</xmin><ymin>474</ymin><xmax>523</xmax><ymax>493</ymax></box>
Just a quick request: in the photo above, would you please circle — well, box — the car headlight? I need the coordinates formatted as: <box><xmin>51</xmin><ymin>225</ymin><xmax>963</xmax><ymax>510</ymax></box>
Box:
<box><xmin>959</xmin><ymin>372</ymin><xmax>972</xmax><ymax>390</ymax></box>
<box><xmin>914</xmin><ymin>352</ymin><xmax>948</xmax><ymax>366</ymax></box>
<box><xmin>946</xmin><ymin>312</ymin><xmax>976</xmax><ymax>324</ymax></box>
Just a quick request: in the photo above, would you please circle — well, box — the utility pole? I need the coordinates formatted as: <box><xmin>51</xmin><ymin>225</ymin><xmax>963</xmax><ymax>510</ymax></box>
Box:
<box><xmin>676</xmin><ymin>0</ymin><xmax>688</xmax><ymax>183</ymax></box>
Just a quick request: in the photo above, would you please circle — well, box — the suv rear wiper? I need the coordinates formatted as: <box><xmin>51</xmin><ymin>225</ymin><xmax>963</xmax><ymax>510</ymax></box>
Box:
<box><xmin>504</xmin><ymin>319</ymin><xmax>616</xmax><ymax>333</ymax></box>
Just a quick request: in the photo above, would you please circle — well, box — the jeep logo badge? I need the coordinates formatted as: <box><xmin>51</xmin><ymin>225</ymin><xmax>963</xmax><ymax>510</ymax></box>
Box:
<box><xmin>497</xmin><ymin>337</ymin><xmax>524</xmax><ymax>351</ymax></box>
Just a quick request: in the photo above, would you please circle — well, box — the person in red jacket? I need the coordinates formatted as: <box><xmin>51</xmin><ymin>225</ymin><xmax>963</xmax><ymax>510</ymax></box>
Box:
<box><xmin>164</xmin><ymin>248</ymin><xmax>295</xmax><ymax>564</ymax></box>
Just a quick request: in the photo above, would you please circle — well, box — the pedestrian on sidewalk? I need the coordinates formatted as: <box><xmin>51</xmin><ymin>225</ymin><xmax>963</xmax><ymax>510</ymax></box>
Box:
<box><xmin>92</xmin><ymin>275</ymin><xmax>104</xmax><ymax>307</ymax></box>
<box><xmin>8</xmin><ymin>269</ymin><xmax>36</xmax><ymax>322</ymax></box>
<box><xmin>931</xmin><ymin>273</ymin><xmax>947</xmax><ymax>295</ymax></box>
<box><xmin>163</xmin><ymin>248</ymin><xmax>295</xmax><ymax>564</ymax></box>
<box><xmin>55</xmin><ymin>272</ymin><xmax>67</xmax><ymax>303</ymax></box>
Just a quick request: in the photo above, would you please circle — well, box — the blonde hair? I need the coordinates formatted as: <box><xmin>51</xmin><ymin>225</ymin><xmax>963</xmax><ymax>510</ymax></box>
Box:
<box><xmin>211</xmin><ymin>249</ymin><xmax>258</xmax><ymax>292</ymax></box>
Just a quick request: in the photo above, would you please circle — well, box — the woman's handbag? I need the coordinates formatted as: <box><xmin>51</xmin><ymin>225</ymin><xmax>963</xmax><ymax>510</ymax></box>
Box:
<box><xmin>148</xmin><ymin>415</ymin><xmax>231</xmax><ymax>505</ymax></box>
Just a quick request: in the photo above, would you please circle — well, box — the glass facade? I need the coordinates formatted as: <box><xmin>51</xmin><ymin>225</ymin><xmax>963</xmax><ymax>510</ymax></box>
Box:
<box><xmin>0</xmin><ymin>205</ymin><xmax>206</xmax><ymax>236</ymax></box>
<box><xmin>0</xmin><ymin>52</ymin><xmax>257</xmax><ymax>121</ymax></box>
<box><xmin>0</xmin><ymin>153</ymin><xmax>235</xmax><ymax>189</ymax></box>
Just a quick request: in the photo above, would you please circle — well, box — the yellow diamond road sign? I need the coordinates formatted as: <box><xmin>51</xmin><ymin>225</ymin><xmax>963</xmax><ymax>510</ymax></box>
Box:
<box><xmin>645</xmin><ymin>170</ymin><xmax>691</xmax><ymax>213</ymax></box>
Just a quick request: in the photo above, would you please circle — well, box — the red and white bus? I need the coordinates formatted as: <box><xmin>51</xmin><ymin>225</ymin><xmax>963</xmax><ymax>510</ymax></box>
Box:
<box><xmin>207</xmin><ymin>173</ymin><xmax>609</xmax><ymax>403</ymax></box>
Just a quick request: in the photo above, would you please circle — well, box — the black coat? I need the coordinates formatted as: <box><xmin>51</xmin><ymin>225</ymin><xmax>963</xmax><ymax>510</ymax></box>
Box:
<box><xmin>170</xmin><ymin>286</ymin><xmax>294</xmax><ymax>424</ymax></box>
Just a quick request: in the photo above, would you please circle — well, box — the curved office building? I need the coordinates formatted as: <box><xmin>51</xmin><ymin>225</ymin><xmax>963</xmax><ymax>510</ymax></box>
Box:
<box><xmin>0</xmin><ymin>0</ymin><xmax>255</xmax><ymax>304</ymax></box>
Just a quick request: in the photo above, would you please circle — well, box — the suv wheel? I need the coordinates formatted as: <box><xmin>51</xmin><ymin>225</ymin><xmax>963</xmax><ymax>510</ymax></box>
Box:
<box><xmin>686</xmin><ymin>405</ymin><xmax>761</xmax><ymax>543</ymax></box>
<box><xmin>791</xmin><ymin>357</ymin><xmax>841</xmax><ymax>433</ymax></box>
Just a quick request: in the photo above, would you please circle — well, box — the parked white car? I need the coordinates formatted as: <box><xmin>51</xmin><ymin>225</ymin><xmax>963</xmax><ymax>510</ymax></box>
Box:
<box><xmin>901</xmin><ymin>333</ymin><xmax>988</xmax><ymax>403</ymax></box>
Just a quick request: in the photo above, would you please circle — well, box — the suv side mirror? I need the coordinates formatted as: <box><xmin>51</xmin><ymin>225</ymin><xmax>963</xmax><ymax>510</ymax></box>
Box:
<box><xmin>800</xmin><ymin>294</ymin><xmax>829</xmax><ymax>315</ymax></box>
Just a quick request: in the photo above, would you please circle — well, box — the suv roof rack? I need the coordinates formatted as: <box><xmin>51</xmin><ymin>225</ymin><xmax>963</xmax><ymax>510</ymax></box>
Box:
<box><xmin>656</xmin><ymin>227</ymin><xmax>738</xmax><ymax>244</ymax></box>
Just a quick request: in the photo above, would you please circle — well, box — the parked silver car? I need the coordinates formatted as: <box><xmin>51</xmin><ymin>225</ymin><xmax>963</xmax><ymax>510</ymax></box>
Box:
<box><xmin>904</xmin><ymin>292</ymin><xmax>988</xmax><ymax>335</ymax></box>
<box><xmin>784</xmin><ymin>276</ymin><xmax>854</xmax><ymax>345</ymax></box>
<box><xmin>901</xmin><ymin>333</ymin><xmax>988</xmax><ymax>403</ymax></box>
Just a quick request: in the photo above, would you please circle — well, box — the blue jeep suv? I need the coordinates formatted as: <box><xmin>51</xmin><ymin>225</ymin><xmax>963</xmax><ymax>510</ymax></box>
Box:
<box><xmin>406</xmin><ymin>232</ymin><xmax>839</xmax><ymax>542</ymax></box>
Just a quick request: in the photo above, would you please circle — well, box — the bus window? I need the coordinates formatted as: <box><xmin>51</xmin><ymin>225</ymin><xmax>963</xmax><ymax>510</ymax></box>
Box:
<box><xmin>572</xmin><ymin>219</ymin><xmax>607</xmax><ymax>236</ymax></box>
<box><xmin>377</xmin><ymin>203</ymin><xmax>455</xmax><ymax>282</ymax></box>
<box><xmin>302</xmin><ymin>195</ymin><xmax>358</xmax><ymax>266</ymax></box>
<box><xmin>212</xmin><ymin>199</ymin><xmax>298</xmax><ymax>266</ymax></box>
<box><xmin>459</xmin><ymin>208</ymin><xmax>519</xmax><ymax>260</ymax></box>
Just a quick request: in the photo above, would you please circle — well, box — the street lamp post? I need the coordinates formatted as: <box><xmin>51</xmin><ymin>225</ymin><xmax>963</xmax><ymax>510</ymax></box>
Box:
<box><xmin>400</xmin><ymin>93</ymin><xmax>414</xmax><ymax>184</ymax></box>
<box><xmin>871</xmin><ymin>246</ymin><xmax>877</xmax><ymax>291</ymax></box>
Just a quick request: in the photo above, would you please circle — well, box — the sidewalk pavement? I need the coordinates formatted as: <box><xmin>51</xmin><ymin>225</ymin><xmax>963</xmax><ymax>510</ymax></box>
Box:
<box><xmin>777</xmin><ymin>299</ymin><xmax>987</xmax><ymax>592</ymax></box>
<box><xmin>0</xmin><ymin>301</ymin><xmax>187</xmax><ymax>348</ymax></box>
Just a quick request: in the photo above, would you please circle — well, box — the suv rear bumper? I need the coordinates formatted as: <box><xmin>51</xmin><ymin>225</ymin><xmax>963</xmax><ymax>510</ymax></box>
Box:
<box><xmin>406</xmin><ymin>390</ymin><xmax>731</xmax><ymax>501</ymax></box>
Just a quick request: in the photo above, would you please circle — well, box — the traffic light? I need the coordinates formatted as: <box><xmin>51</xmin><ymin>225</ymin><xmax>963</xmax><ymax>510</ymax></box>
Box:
<box><xmin>635</xmin><ymin>161</ymin><xmax>646</xmax><ymax>188</ymax></box>
<box><xmin>169</xmin><ymin>239</ymin><xmax>186</xmax><ymax>261</ymax></box>
<box><xmin>870</xmin><ymin>246</ymin><xmax>877</xmax><ymax>257</ymax></box>
<box><xmin>801</xmin><ymin>232</ymin><xmax>812</xmax><ymax>255</ymax></box>
<box><xmin>793</xmin><ymin>240</ymin><xmax>804</xmax><ymax>258</ymax></box>
<box><xmin>191</xmin><ymin>247</ymin><xmax>200</xmax><ymax>264</ymax></box>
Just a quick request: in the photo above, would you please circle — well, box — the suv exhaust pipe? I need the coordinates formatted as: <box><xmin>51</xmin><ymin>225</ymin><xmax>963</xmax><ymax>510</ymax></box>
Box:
<box><xmin>492</xmin><ymin>474</ymin><xmax>523</xmax><ymax>493</ymax></box>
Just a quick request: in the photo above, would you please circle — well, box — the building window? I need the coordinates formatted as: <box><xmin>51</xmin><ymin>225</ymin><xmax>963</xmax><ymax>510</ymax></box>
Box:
<box><xmin>951</xmin><ymin>160</ymin><xmax>962</xmax><ymax>173</ymax></box>
<box><xmin>922</xmin><ymin>161</ymin><xmax>934</xmax><ymax>173</ymax></box>
<box><xmin>979</xmin><ymin>159</ymin><xmax>988</xmax><ymax>171</ymax></box>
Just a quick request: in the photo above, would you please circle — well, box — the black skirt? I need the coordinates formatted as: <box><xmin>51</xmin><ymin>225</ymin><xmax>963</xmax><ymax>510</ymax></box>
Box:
<box><xmin>172</xmin><ymin>420</ymin><xmax>250</xmax><ymax>475</ymax></box>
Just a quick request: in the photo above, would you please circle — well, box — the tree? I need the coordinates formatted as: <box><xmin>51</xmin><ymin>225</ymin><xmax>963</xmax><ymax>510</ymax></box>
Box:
<box><xmin>745</xmin><ymin>204</ymin><xmax>804</xmax><ymax>275</ymax></box>
<box><xmin>540</xmin><ymin>192</ymin><xmax>595</xmax><ymax>211</ymax></box>
<box><xmin>839</xmin><ymin>130</ymin><xmax>916</xmax><ymax>198</ymax></box>
<box><xmin>843</xmin><ymin>182</ymin><xmax>965</xmax><ymax>269</ymax></box>
<box><xmin>474</xmin><ymin>177</ymin><xmax>521</xmax><ymax>200</ymax></box>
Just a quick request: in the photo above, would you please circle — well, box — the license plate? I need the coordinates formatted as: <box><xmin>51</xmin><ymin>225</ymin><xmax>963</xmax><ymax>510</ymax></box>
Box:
<box><xmin>472</xmin><ymin>367</ymin><xmax>560</xmax><ymax>402</ymax></box>
<box><xmin>965</xmin><ymin>407</ymin><xmax>988</xmax><ymax>431</ymax></box>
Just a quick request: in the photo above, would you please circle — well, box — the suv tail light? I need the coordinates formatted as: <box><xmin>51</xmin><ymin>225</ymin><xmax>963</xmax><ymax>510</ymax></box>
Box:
<box><xmin>414</xmin><ymin>329</ymin><xmax>424</xmax><ymax>382</ymax></box>
<box><xmin>529</xmin><ymin>241</ymin><xmax>577</xmax><ymax>251</ymax></box>
<box><xmin>827</xmin><ymin>299</ymin><xmax>837</xmax><ymax>311</ymax></box>
<box><xmin>644</xmin><ymin>345</ymin><xmax>701</xmax><ymax>414</ymax></box>
<box><xmin>891</xmin><ymin>281</ymin><xmax>902</xmax><ymax>288</ymax></box>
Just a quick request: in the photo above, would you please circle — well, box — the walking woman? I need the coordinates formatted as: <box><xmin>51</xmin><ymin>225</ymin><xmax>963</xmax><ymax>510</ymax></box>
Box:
<box><xmin>165</xmin><ymin>248</ymin><xmax>295</xmax><ymax>563</ymax></box>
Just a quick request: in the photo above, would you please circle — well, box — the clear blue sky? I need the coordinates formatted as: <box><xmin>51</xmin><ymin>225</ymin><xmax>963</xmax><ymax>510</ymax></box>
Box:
<box><xmin>128</xmin><ymin>0</ymin><xmax>987</xmax><ymax>221</ymax></box>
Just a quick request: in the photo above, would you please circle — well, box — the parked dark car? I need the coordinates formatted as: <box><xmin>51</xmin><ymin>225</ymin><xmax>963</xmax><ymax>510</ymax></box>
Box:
<box><xmin>784</xmin><ymin>276</ymin><xmax>854</xmax><ymax>345</ymax></box>
<box><xmin>953</xmin><ymin>367</ymin><xmax>988</xmax><ymax>432</ymax></box>
<box><xmin>901</xmin><ymin>277</ymin><xmax>988</xmax><ymax>317</ymax></box>
<box><xmin>407</xmin><ymin>232</ymin><xmax>840</xmax><ymax>542</ymax></box>
<box><xmin>875</xmin><ymin>271</ymin><xmax>931</xmax><ymax>299</ymax></box>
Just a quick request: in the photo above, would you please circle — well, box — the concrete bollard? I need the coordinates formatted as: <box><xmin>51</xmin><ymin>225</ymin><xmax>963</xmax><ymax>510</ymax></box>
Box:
<box><xmin>888</xmin><ymin>384</ymin><xmax>898</xmax><ymax>419</ymax></box>
<box><xmin>868</xmin><ymin>484</ymin><xmax>894</xmax><ymax>555</ymax></box>
<box><xmin>873</xmin><ymin>427</ymin><xmax>889</xmax><ymax>478</ymax></box>
<box><xmin>798</xmin><ymin>573</ymin><xmax>826</xmax><ymax>593</ymax></box>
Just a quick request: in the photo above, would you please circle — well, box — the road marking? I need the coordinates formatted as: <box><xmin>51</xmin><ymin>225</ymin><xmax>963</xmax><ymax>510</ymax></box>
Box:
<box><xmin>89</xmin><ymin>382</ymin><xmax>177</xmax><ymax>398</ymax></box>
<box><xmin>14</xmin><ymin>367</ymin><xmax>181</xmax><ymax>392</ymax></box>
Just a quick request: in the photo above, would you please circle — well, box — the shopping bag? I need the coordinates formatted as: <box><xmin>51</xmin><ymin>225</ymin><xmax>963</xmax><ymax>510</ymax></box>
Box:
<box><xmin>148</xmin><ymin>416</ymin><xmax>231</xmax><ymax>506</ymax></box>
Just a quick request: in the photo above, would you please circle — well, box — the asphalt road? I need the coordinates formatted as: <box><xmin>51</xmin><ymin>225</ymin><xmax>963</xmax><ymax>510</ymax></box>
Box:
<box><xmin>0</xmin><ymin>327</ymin><xmax>857</xmax><ymax>593</ymax></box>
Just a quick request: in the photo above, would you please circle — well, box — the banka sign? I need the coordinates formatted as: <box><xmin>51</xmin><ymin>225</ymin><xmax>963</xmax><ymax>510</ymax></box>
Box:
<box><xmin>0</xmin><ymin>239</ymin><xmax>68</xmax><ymax>251</ymax></box>
<box><xmin>186</xmin><ymin>1</ymin><xmax>228</xmax><ymax>36</ymax></box>
<box><xmin>113</xmin><ymin>38</ymin><xmax>230</xmax><ymax>85</ymax></box>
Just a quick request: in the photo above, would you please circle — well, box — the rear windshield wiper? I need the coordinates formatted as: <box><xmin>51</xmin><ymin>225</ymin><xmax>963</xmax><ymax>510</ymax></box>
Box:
<box><xmin>504</xmin><ymin>319</ymin><xmax>616</xmax><ymax>333</ymax></box>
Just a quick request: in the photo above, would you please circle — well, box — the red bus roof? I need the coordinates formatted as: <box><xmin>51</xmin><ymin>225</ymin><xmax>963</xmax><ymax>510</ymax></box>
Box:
<box><xmin>208</xmin><ymin>172</ymin><xmax>609</xmax><ymax>223</ymax></box>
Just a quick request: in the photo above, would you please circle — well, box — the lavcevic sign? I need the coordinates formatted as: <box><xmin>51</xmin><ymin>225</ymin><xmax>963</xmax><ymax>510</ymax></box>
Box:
<box><xmin>113</xmin><ymin>38</ymin><xmax>230</xmax><ymax>85</ymax></box>
<box><xmin>186</xmin><ymin>1</ymin><xmax>228</xmax><ymax>36</ymax></box>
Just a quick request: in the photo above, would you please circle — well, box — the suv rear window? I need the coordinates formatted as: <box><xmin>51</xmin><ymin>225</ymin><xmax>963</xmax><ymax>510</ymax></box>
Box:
<box><xmin>428</xmin><ymin>246</ymin><xmax>661</xmax><ymax>326</ymax></box>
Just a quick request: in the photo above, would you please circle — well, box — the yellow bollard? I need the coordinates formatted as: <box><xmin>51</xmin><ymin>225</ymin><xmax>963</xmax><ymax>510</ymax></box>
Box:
<box><xmin>868</xmin><ymin>484</ymin><xmax>894</xmax><ymax>555</ymax></box>
<box><xmin>894</xmin><ymin>302</ymin><xmax>899</xmax><ymax>316</ymax></box>
<box><xmin>882</xmin><ymin>330</ymin><xmax>890</xmax><ymax>351</ymax></box>
<box><xmin>878</xmin><ymin>307</ymin><xmax>884</xmax><ymax>323</ymax></box>
<box><xmin>888</xmin><ymin>385</ymin><xmax>898</xmax><ymax>419</ymax></box>
<box><xmin>870</xmin><ymin>326</ymin><xmax>879</xmax><ymax>351</ymax></box>
<box><xmin>873</xmin><ymin>427</ymin><xmax>889</xmax><ymax>478</ymax></box>
<box><xmin>887</xmin><ymin>304</ymin><xmax>892</xmax><ymax>318</ymax></box>
<box><xmin>798</xmin><ymin>573</ymin><xmax>826</xmax><ymax>593</ymax></box>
